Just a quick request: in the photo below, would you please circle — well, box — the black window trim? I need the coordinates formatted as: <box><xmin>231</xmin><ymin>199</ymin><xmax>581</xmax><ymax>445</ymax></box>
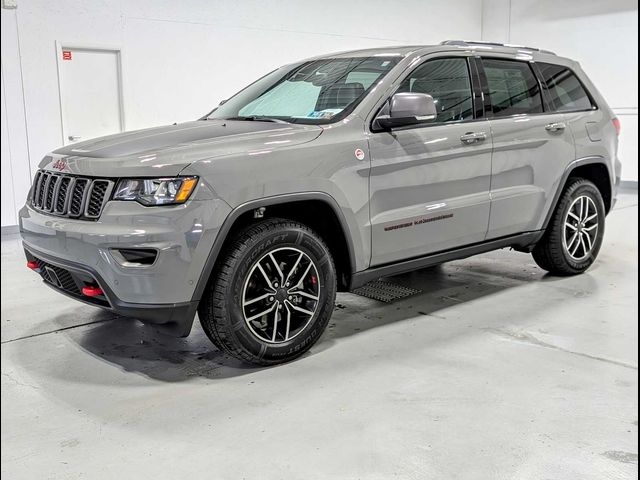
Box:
<box><xmin>476</xmin><ymin>56</ymin><xmax>549</xmax><ymax>119</ymax></box>
<box><xmin>468</xmin><ymin>56</ymin><xmax>486</xmax><ymax>120</ymax></box>
<box><xmin>471</xmin><ymin>56</ymin><xmax>493</xmax><ymax>116</ymax></box>
<box><xmin>531</xmin><ymin>62</ymin><xmax>599</xmax><ymax>114</ymax></box>
<box><xmin>369</xmin><ymin>55</ymin><xmax>486</xmax><ymax>133</ymax></box>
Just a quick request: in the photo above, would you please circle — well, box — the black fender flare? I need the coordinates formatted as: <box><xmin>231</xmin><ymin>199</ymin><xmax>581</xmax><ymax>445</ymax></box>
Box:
<box><xmin>541</xmin><ymin>155</ymin><xmax>613</xmax><ymax>231</ymax></box>
<box><xmin>191</xmin><ymin>191</ymin><xmax>358</xmax><ymax>303</ymax></box>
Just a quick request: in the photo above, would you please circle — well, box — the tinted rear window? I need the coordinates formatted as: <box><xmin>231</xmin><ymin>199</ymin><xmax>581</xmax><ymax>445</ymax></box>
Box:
<box><xmin>538</xmin><ymin>63</ymin><xmax>595</xmax><ymax>112</ymax></box>
<box><xmin>483</xmin><ymin>59</ymin><xmax>543</xmax><ymax>117</ymax></box>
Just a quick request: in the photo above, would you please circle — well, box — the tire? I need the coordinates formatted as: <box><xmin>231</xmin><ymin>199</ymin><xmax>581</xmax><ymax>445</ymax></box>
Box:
<box><xmin>199</xmin><ymin>218</ymin><xmax>337</xmax><ymax>365</ymax></box>
<box><xmin>532</xmin><ymin>178</ymin><xmax>606</xmax><ymax>275</ymax></box>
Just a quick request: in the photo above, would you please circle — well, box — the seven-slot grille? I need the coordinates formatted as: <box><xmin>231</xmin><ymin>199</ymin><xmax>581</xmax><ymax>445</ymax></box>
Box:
<box><xmin>30</xmin><ymin>170</ymin><xmax>113</xmax><ymax>220</ymax></box>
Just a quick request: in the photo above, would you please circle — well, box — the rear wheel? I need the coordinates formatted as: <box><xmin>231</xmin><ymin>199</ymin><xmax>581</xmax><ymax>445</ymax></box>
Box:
<box><xmin>199</xmin><ymin>218</ymin><xmax>336</xmax><ymax>365</ymax></box>
<box><xmin>532</xmin><ymin>178</ymin><xmax>605</xmax><ymax>275</ymax></box>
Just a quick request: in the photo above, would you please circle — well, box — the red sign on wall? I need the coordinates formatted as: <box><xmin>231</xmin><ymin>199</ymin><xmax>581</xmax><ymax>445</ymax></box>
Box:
<box><xmin>62</xmin><ymin>50</ymin><xmax>72</xmax><ymax>61</ymax></box>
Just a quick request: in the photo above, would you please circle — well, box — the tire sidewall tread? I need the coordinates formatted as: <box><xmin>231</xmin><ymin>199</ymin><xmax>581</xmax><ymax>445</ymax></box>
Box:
<box><xmin>199</xmin><ymin>218</ymin><xmax>336</xmax><ymax>365</ymax></box>
<box><xmin>533</xmin><ymin>178</ymin><xmax>606</xmax><ymax>275</ymax></box>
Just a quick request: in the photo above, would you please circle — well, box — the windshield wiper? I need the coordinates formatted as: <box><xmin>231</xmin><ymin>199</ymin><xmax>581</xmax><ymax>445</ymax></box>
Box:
<box><xmin>226</xmin><ymin>116</ymin><xmax>290</xmax><ymax>124</ymax></box>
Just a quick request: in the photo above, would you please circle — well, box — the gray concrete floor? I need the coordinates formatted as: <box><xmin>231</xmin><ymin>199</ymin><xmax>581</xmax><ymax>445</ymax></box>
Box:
<box><xmin>2</xmin><ymin>194</ymin><xmax>638</xmax><ymax>480</ymax></box>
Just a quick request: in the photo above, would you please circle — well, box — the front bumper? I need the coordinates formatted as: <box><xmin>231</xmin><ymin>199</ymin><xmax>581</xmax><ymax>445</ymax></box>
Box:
<box><xmin>19</xmin><ymin>198</ymin><xmax>231</xmax><ymax>336</ymax></box>
<box><xmin>25</xmin><ymin>245</ymin><xmax>198</xmax><ymax>335</ymax></box>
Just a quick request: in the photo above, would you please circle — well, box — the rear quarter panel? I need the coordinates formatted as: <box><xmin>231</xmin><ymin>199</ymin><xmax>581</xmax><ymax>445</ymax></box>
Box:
<box><xmin>563</xmin><ymin>63</ymin><xmax>619</xmax><ymax>207</ymax></box>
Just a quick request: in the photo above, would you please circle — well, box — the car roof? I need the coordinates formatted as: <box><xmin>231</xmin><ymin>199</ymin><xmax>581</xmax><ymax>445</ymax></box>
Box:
<box><xmin>304</xmin><ymin>41</ymin><xmax>574</xmax><ymax>67</ymax></box>
<box><xmin>318</xmin><ymin>45</ymin><xmax>428</xmax><ymax>58</ymax></box>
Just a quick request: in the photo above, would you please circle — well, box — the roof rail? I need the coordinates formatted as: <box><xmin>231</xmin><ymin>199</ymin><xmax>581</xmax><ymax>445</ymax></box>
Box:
<box><xmin>440</xmin><ymin>40</ymin><xmax>556</xmax><ymax>56</ymax></box>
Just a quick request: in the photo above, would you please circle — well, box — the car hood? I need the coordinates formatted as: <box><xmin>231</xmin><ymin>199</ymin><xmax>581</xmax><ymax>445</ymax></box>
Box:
<box><xmin>43</xmin><ymin>120</ymin><xmax>323</xmax><ymax>177</ymax></box>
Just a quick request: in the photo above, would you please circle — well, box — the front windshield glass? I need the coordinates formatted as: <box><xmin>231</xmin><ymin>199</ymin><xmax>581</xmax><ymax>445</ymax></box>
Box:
<box><xmin>206</xmin><ymin>56</ymin><xmax>400</xmax><ymax>124</ymax></box>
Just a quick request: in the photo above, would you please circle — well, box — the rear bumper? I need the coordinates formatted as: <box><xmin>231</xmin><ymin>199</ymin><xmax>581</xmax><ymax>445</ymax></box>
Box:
<box><xmin>24</xmin><ymin>244</ymin><xmax>198</xmax><ymax>336</ymax></box>
<box><xmin>611</xmin><ymin>155</ymin><xmax>623</xmax><ymax>210</ymax></box>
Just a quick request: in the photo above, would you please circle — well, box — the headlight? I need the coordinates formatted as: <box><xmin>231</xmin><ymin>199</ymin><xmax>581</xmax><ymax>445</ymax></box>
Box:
<box><xmin>113</xmin><ymin>177</ymin><xmax>199</xmax><ymax>206</ymax></box>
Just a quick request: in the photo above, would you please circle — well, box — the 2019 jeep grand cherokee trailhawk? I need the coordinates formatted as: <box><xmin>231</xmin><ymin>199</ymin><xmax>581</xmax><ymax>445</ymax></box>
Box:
<box><xmin>20</xmin><ymin>41</ymin><xmax>622</xmax><ymax>365</ymax></box>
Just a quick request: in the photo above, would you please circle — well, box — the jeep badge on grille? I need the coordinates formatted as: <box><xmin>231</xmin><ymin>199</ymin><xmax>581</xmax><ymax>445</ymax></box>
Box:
<box><xmin>52</xmin><ymin>159</ymin><xmax>67</xmax><ymax>171</ymax></box>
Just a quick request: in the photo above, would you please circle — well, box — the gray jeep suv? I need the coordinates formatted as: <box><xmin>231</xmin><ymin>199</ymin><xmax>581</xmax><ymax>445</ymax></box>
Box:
<box><xmin>20</xmin><ymin>41</ymin><xmax>622</xmax><ymax>365</ymax></box>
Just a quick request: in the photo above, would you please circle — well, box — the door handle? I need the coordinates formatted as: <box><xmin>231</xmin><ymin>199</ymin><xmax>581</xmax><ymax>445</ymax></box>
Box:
<box><xmin>545</xmin><ymin>122</ymin><xmax>566</xmax><ymax>132</ymax></box>
<box><xmin>68</xmin><ymin>135</ymin><xmax>82</xmax><ymax>141</ymax></box>
<box><xmin>460</xmin><ymin>132</ymin><xmax>487</xmax><ymax>144</ymax></box>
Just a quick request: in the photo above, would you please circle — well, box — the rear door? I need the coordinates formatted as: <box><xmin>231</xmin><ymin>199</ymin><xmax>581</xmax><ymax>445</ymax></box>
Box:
<box><xmin>368</xmin><ymin>55</ymin><xmax>492</xmax><ymax>266</ymax></box>
<box><xmin>479</xmin><ymin>57</ymin><xmax>575</xmax><ymax>238</ymax></box>
<box><xmin>535</xmin><ymin>61</ymin><xmax>604</xmax><ymax>162</ymax></box>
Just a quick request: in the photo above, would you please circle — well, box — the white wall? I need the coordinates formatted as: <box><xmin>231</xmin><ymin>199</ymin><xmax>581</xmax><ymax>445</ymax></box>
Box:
<box><xmin>4</xmin><ymin>0</ymin><xmax>635</xmax><ymax>227</ymax></box>
<box><xmin>1</xmin><ymin>0</ymin><xmax>482</xmax><ymax>226</ymax></box>
<box><xmin>1</xmin><ymin>8</ymin><xmax>32</xmax><ymax>228</ymax></box>
<box><xmin>482</xmin><ymin>0</ymin><xmax>639</xmax><ymax>183</ymax></box>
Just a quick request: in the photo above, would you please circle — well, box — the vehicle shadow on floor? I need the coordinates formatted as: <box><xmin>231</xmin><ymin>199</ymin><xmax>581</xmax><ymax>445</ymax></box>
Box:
<box><xmin>44</xmin><ymin>253</ymin><xmax>589</xmax><ymax>383</ymax></box>
<box><xmin>66</xmin><ymin>316</ymin><xmax>262</xmax><ymax>381</ymax></box>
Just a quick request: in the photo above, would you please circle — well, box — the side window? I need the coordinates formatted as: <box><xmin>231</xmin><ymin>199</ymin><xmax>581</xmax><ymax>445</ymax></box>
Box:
<box><xmin>483</xmin><ymin>59</ymin><xmax>543</xmax><ymax>117</ymax></box>
<box><xmin>537</xmin><ymin>62</ymin><xmax>595</xmax><ymax>112</ymax></box>
<box><xmin>397</xmin><ymin>58</ymin><xmax>474</xmax><ymax>123</ymax></box>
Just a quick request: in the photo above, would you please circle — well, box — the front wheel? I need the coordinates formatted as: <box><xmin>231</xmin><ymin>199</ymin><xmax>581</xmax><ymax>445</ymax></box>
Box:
<box><xmin>532</xmin><ymin>178</ymin><xmax>606</xmax><ymax>275</ymax></box>
<box><xmin>199</xmin><ymin>218</ymin><xmax>337</xmax><ymax>365</ymax></box>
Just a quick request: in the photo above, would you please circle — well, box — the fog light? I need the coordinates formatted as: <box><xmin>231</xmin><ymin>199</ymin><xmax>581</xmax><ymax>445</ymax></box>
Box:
<box><xmin>27</xmin><ymin>261</ymin><xmax>39</xmax><ymax>270</ymax></box>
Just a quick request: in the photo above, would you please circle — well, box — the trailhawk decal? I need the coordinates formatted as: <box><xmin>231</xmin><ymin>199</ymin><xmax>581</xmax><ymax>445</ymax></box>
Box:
<box><xmin>384</xmin><ymin>213</ymin><xmax>454</xmax><ymax>232</ymax></box>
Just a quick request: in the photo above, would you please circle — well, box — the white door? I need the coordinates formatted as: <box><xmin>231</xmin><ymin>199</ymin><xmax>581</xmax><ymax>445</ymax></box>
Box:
<box><xmin>59</xmin><ymin>47</ymin><xmax>123</xmax><ymax>144</ymax></box>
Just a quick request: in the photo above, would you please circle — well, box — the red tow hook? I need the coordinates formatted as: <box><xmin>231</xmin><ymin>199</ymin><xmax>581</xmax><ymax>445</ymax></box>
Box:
<box><xmin>82</xmin><ymin>285</ymin><xmax>104</xmax><ymax>297</ymax></box>
<box><xmin>26</xmin><ymin>261</ymin><xmax>39</xmax><ymax>270</ymax></box>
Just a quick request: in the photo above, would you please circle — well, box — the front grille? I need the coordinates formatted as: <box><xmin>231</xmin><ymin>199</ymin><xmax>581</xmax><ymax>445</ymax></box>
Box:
<box><xmin>86</xmin><ymin>180</ymin><xmax>110</xmax><ymax>218</ymax></box>
<box><xmin>29</xmin><ymin>170</ymin><xmax>113</xmax><ymax>220</ymax></box>
<box><xmin>44</xmin><ymin>175</ymin><xmax>59</xmax><ymax>211</ymax></box>
<box><xmin>54</xmin><ymin>177</ymin><xmax>71</xmax><ymax>213</ymax></box>
<box><xmin>69</xmin><ymin>179</ymin><xmax>90</xmax><ymax>217</ymax></box>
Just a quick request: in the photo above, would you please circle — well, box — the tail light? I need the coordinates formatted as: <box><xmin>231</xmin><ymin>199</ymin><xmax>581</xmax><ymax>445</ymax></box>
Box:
<box><xmin>26</xmin><ymin>261</ymin><xmax>39</xmax><ymax>270</ymax></box>
<box><xmin>613</xmin><ymin>117</ymin><xmax>621</xmax><ymax>136</ymax></box>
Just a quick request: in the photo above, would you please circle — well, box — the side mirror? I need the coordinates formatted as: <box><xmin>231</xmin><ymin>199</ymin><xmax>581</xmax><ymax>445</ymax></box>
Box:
<box><xmin>374</xmin><ymin>92</ymin><xmax>437</xmax><ymax>130</ymax></box>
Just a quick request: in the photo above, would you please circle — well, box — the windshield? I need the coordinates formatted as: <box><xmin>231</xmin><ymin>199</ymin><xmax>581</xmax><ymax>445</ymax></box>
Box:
<box><xmin>206</xmin><ymin>57</ymin><xmax>400</xmax><ymax>124</ymax></box>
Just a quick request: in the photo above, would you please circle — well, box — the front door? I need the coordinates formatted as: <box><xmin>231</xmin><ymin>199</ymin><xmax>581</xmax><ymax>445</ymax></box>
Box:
<box><xmin>368</xmin><ymin>56</ymin><xmax>492</xmax><ymax>266</ymax></box>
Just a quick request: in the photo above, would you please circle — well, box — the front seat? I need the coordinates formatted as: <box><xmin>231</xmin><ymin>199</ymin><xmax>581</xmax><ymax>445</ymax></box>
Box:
<box><xmin>315</xmin><ymin>82</ymin><xmax>365</xmax><ymax>110</ymax></box>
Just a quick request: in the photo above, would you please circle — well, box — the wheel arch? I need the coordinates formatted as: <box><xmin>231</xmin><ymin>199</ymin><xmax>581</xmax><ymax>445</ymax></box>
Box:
<box><xmin>542</xmin><ymin>156</ymin><xmax>614</xmax><ymax>231</ymax></box>
<box><xmin>192</xmin><ymin>192</ymin><xmax>357</xmax><ymax>302</ymax></box>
